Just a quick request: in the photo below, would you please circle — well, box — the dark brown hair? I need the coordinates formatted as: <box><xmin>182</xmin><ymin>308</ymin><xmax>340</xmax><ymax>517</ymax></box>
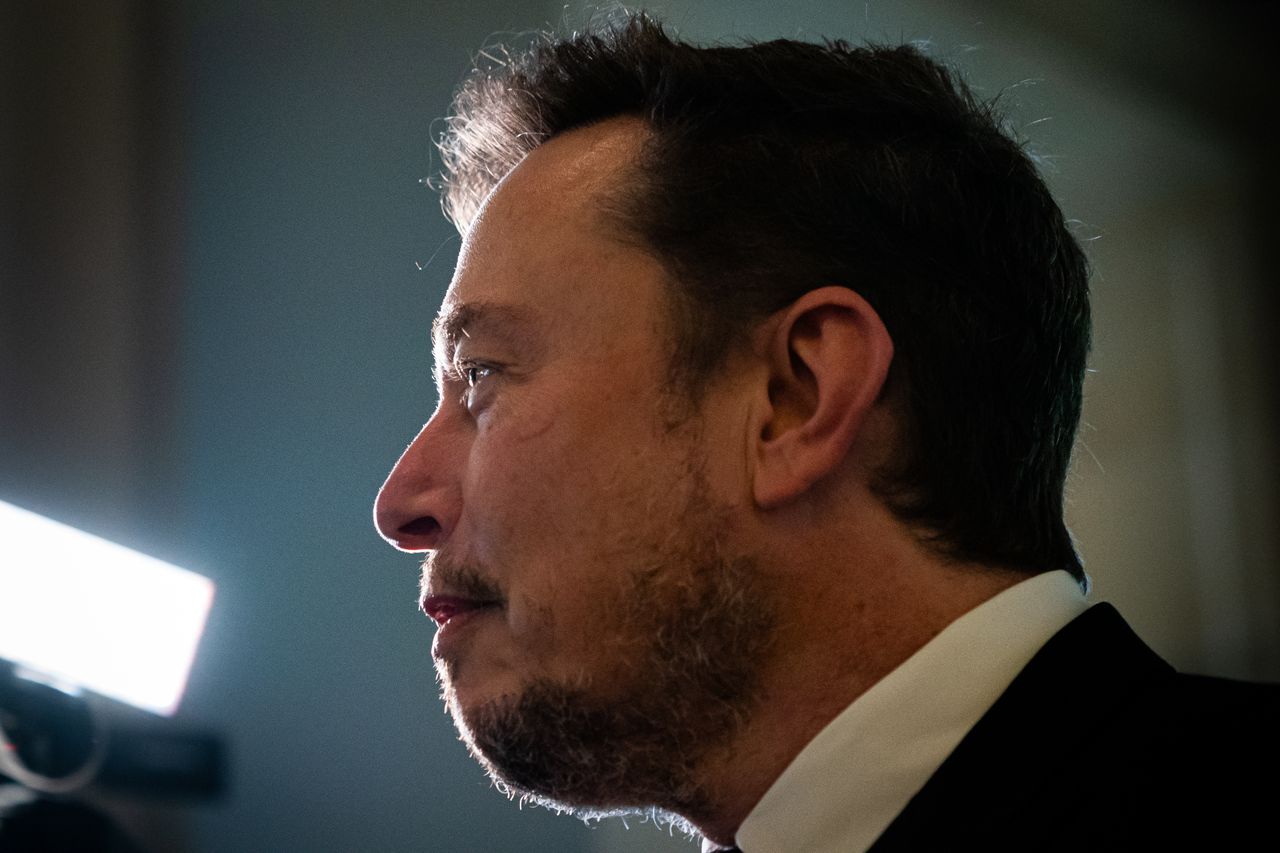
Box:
<box><xmin>437</xmin><ymin>13</ymin><xmax>1092</xmax><ymax>580</ymax></box>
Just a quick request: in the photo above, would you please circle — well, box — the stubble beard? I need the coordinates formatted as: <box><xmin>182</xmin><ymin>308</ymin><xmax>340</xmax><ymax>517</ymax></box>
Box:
<box><xmin>438</xmin><ymin>462</ymin><xmax>777</xmax><ymax>831</ymax></box>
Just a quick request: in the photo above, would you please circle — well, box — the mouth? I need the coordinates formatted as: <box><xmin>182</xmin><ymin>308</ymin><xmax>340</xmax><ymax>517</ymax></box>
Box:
<box><xmin>420</xmin><ymin>594</ymin><xmax>501</xmax><ymax>626</ymax></box>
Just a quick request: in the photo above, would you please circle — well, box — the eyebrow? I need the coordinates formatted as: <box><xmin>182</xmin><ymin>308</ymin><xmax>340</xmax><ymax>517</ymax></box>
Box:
<box><xmin>431</xmin><ymin>301</ymin><xmax>537</xmax><ymax>366</ymax></box>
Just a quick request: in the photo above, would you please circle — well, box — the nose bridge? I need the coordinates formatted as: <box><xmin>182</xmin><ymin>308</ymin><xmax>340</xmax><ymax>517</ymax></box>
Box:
<box><xmin>374</xmin><ymin>413</ymin><xmax>461</xmax><ymax>552</ymax></box>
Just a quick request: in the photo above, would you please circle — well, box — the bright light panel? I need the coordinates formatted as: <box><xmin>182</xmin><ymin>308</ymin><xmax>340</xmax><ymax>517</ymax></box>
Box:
<box><xmin>0</xmin><ymin>500</ymin><xmax>214</xmax><ymax>716</ymax></box>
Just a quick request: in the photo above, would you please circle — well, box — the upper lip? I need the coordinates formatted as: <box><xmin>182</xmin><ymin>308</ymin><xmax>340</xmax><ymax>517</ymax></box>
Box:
<box><xmin>420</xmin><ymin>593</ymin><xmax>499</xmax><ymax>625</ymax></box>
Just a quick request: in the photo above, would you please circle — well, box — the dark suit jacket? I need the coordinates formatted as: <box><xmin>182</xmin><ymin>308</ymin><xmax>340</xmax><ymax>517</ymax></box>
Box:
<box><xmin>869</xmin><ymin>603</ymin><xmax>1280</xmax><ymax>851</ymax></box>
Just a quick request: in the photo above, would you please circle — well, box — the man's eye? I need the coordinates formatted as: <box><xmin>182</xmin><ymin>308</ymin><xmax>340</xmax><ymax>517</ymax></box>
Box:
<box><xmin>463</xmin><ymin>364</ymin><xmax>492</xmax><ymax>387</ymax></box>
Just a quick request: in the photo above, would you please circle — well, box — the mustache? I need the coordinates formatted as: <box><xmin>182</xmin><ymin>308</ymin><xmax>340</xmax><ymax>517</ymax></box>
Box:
<box><xmin>419</xmin><ymin>552</ymin><xmax>505</xmax><ymax>604</ymax></box>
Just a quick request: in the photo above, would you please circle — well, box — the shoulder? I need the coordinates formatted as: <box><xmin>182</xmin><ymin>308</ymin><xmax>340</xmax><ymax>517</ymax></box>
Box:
<box><xmin>871</xmin><ymin>604</ymin><xmax>1280</xmax><ymax>851</ymax></box>
<box><xmin>1017</xmin><ymin>603</ymin><xmax>1280</xmax><ymax>791</ymax></box>
<box><xmin>1095</xmin><ymin>667</ymin><xmax>1280</xmax><ymax>789</ymax></box>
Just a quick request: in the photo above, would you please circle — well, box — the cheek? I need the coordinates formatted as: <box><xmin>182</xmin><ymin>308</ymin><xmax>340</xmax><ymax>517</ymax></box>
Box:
<box><xmin>463</xmin><ymin>393</ymin><xmax>563</xmax><ymax>517</ymax></box>
<box><xmin>502</xmin><ymin>393</ymin><xmax>557</xmax><ymax>444</ymax></box>
<box><xmin>469</xmin><ymin>385</ymin><xmax>650</xmax><ymax>541</ymax></box>
<box><xmin>458</xmin><ymin>372</ymin><xmax>686</xmax><ymax>664</ymax></box>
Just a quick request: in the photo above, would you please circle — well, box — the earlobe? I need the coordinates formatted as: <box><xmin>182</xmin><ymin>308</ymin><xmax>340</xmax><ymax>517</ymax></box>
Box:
<box><xmin>752</xmin><ymin>286</ymin><xmax>894</xmax><ymax>509</ymax></box>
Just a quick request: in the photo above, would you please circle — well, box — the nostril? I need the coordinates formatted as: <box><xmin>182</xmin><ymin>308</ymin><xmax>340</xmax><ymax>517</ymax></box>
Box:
<box><xmin>399</xmin><ymin>516</ymin><xmax>441</xmax><ymax>540</ymax></box>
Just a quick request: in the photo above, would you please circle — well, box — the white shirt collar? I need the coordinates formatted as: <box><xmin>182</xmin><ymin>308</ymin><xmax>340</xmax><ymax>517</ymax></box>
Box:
<box><xmin>728</xmin><ymin>570</ymin><xmax>1088</xmax><ymax>853</ymax></box>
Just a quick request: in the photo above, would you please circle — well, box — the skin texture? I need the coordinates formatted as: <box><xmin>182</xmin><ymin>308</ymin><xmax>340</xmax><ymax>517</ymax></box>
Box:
<box><xmin>374</xmin><ymin>117</ymin><xmax>1024</xmax><ymax>847</ymax></box>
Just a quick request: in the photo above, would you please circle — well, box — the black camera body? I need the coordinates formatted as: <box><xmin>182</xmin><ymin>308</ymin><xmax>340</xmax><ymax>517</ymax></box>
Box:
<box><xmin>0</xmin><ymin>661</ymin><xmax>226</xmax><ymax>851</ymax></box>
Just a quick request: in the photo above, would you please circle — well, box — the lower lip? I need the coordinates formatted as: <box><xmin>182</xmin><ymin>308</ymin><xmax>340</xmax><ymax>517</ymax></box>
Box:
<box><xmin>432</xmin><ymin>605</ymin><xmax>499</xmax><ymax>661</ymax></box>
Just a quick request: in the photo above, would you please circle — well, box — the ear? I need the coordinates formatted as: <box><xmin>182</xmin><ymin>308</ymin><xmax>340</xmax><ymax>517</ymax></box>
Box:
<box><xmin>751</xmin><ymin>286</ymin><xmax>894</xmax><ymax>508</ymax></box>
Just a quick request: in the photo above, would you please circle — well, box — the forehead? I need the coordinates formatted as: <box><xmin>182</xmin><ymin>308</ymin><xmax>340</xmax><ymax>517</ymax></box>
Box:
<box><xmin>438</xmin><ymin>118</ymin><xmax>668</xmax><ymax>354</ymax></box>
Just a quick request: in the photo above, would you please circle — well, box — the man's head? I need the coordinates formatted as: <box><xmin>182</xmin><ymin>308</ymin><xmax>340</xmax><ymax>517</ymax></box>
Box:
<box><xmin>374</xmin><ymin>11</ymin><xmax>1090</xmax><ymax>834</ymax></box>
<box><xmin>439</xmin><ymin>14</ymin><xmax>1091</xmax><ymax>580</ymax></box>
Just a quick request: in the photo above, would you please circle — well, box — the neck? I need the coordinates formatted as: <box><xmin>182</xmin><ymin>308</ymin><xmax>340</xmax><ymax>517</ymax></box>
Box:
<box><xmin>680</xmin><ymin>522</ymin><xmax>1025</xmax><ymax>847</ymax></box>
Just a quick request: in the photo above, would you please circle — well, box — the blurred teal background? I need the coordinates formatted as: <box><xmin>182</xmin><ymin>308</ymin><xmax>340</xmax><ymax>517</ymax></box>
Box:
<box><xmin>2</xmin><ymin>2</ymin><xmax>1277</xmax><ymax>851</ymax></box>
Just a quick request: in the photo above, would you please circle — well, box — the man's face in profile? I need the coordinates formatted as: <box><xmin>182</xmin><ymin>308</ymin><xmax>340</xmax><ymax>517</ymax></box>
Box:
<box><xmin>374</xmin><ymin>119</ymin><xmax>776</xmax><ymax>816</ymax></box>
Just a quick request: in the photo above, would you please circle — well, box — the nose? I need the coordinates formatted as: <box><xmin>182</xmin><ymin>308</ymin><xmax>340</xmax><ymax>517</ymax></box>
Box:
<box><xmin>373</xmin><ymin>417</ymin><xmax>462</xmax><ymax>552</ymax></box>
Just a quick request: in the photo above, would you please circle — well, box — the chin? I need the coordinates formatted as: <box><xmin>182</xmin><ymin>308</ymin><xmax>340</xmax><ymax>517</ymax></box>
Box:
<box><xmin>447</xmin><ymin>673</ymin><xmax>718</xmax><ymax>823</ymax></box>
